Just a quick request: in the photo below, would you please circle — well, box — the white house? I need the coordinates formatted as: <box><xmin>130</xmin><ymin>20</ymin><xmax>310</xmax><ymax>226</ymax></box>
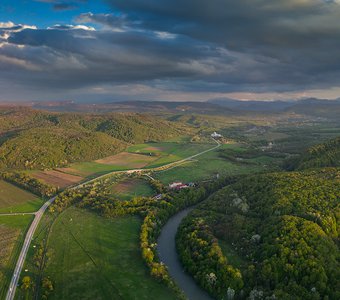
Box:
<box><xmin>211</xmin><ymin>131</ymin><xmax>222</xmax><ymax>138</ymax></box>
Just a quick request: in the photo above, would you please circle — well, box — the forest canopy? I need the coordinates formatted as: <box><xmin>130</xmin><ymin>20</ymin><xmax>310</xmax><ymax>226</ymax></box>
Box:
<box><xmin>177</xmin><ymin>168</ymin><xmax>340</xmax><ymax>299</ymax></box>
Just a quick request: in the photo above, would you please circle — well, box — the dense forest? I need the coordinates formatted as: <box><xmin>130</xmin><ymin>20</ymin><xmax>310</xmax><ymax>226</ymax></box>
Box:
<box><xmin>177</xmin><ymin>168</ymin><xmax>340</xmax><ymax>299</ymax></box>
<box><xmin>294</xmin><ymin>137</ymin><xmax>340</xmax><ymax>170</ymax></box>
<box><xmin>0</xmin><ymin>107</ymin><xmax>182</xmax><ymax>169</ymax></box>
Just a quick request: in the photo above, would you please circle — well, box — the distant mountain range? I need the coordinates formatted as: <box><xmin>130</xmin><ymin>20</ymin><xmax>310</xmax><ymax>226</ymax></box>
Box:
<box><xmin>209</xmin><ymin>97</ymin><xmax>340</xmax><ymax>113</ymax></box>
<box><xmin>32</xmin><ymin>100</ymin><xmax>235</xmax><ymax>115</ymax></box>
<box><xmin>28</xmin><ymin>97</ymin><xmax>340</xmax><ymax>119</ymax></box>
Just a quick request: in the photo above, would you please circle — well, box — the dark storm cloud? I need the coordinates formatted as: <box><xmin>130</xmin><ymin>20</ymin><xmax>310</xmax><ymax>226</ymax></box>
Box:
<box><xmin>105</xmin><ymin>0</ymin><xmax>340</xmax><ymax>56</ymax></box>
<box><xmin>3</xmin><ymin>26</ymin><xmax>234</xmax><ymax>90</ymax></box>
<box><xmin>98</xmin><ymin>0</ymin><xmax>340</xmax><ymax>90</ymax></box>
<box><xmin>1</xmin><ymin>0</ymin><xmax>340</xmax><ymax>101</ymax></box>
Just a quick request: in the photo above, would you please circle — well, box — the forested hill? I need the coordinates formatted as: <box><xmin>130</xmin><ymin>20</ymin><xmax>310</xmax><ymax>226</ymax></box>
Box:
<box><xmin>0</xmin><ymin>107</ymin><xmax>182</xmax><ymax>169</ymax></box>
<box><xmin>178</xmin><ymin>168</ymin><xmax>340</xmax><ymax>299</ymax></box>
<box><xmin>295</xmin><ymin>137</ymin><xmax>340</xmax><ymax>169</ymax></box>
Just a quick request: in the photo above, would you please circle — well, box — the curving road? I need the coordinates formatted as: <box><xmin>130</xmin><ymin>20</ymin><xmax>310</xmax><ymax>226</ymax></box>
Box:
<box><xmin>5</xmin><ymin>197</ymin><xmax>56</xmax><ymax>300</ymax></box>
<box><xmin>5</xmin><ymin>139</ymin><xmax>220</xmax><ymax>300</ymax></box>
<box><xmin>157</xmin><ymin>207</ymin><xmax>213</xmax><ymax>300</ymax></box>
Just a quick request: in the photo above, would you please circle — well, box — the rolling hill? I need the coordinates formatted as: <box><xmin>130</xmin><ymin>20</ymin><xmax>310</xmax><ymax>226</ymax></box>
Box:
<box><xmin>0</xmin><ymin>108</ymin><xmax>183</xmax><ymax>169</ymax></box>
<box><xmin>295</xmin><ymin>137</ymin><xmax>340</xmax><ymax>169</ymax></box>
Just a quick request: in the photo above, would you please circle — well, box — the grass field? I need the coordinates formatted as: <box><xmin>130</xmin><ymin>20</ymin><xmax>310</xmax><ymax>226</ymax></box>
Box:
<box><xmin>154</xmin><ymin>144</ymin><xmax>267</xmax><ymax>184</ymax></box>
<box><xmin>29</xmin><ymin>207</ymin><xmax>178</xmax><ymax>300</ymax></box>
<box><xmin>108</xmin><ymin>178</ymin><xmax>155</xmax><ymax>201</ymax></box>
<box><xmin>0</xmin><ymin>215</ymin><xmax>33</xmax><ymax>299</ymax></box>
<box><xmin>128</xmin><ymin>142</ymin><xmax>214</xmax><ymax>168</ymax></box>
<box><xmin>0</xmin><ymin>180</ymin><xmax>43</xmax><ymax>213</ymax></box>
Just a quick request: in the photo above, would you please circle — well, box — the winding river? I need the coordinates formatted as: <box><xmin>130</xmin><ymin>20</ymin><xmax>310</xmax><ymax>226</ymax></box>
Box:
<box><xmin>157</xmin><ymin>207</ymin><xmax>213</xmax><ymax>300</ymax></box>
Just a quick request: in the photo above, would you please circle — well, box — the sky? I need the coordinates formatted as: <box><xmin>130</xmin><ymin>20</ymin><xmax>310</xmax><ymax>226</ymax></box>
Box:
<box><xmin>1</xmin><ymin>0</ymin><xmax>340</xmax><ymax>102</ymax></box>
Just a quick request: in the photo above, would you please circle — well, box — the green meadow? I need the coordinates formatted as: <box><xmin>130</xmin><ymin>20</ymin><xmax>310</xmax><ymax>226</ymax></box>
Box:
<box><xmin>0</xmin><ymin>180</ymin><xmax>43</xmax><ymax>213</ymax></box>
<box><xmin>18</xmin><ymin>207</ymin><xmax>178</xmax><ymax>300</ymax></box>
<box><xmin>154</xmin><ymin>144</ymin><xmax>267</xmax><ymax>184</ymax></box>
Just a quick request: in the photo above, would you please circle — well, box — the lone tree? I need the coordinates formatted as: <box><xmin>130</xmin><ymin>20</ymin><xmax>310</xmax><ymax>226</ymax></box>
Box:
<box><xmin>21</xmin><ymin>276</ymin><xmax>33</xmax><ymax>300</ymax></box>
<box><xmin>21</xmin><ymin>276</ymin><xmax>32</xmax><ymax>290</ymax></box>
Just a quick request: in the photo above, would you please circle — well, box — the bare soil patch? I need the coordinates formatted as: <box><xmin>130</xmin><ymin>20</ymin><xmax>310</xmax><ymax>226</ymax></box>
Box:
<box><xmin>31</xmin><ymin>170</ymin><xmax>83</xmax><ymax>188</ymax></box>
<box><xmin>113</xmin><ymin>179</ymin><xmax>138</xmax><ymax>194</ymax></box>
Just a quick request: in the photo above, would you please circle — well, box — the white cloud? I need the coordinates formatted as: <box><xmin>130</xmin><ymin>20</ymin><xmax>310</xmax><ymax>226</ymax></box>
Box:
<box><xmin>155</xmin><ymin>31</ymin><xmax>177</xmax><ymax>39</ymax></box>
<box><xmin>0</xmin><ymin>22</ymin><xmax>37</xmax><ymax>42</ymax></box>
<box><xmin>0</xmin><ymin>22</ymin><xmax>15</xmax><ymax>28</ymax></box>
<box><xmin>48</xmin><ymin>24</ymin><xmax>96</xmax><ymax>31</ymax></box>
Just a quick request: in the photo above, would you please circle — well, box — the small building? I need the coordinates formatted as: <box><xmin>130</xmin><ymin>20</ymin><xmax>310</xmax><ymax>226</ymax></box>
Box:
<box><xmin>169</xmin><ymin>182</ymin><xmax>184</xmax><ymax>189</ymax></box>
<box><xmin>169</xmin><ymin>182</ymin><xmax>189</xmax><ymax>190</ymax></box>
<box><xmin>211</xmin><ymin>131</ymin><xmax>222</xmax><ymax>138</ymax></box>
<box><xmin>153</xmin><ymin>194</ymin><xmax>163</xmax><ymax>200</ymax></box>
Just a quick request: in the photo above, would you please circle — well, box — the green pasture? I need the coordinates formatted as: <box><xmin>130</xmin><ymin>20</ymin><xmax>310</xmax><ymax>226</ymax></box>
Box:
<box><xmin>154</xmin><ymin>144</ymin><xmax>266</xmax><ymax>184</ymax></box>
<box><xmin>20</xmin><ymin>207</ymin><xmax>178</xmax><ymax>300</ymax></box>
<box><xmin>0</xmin><ymin>180</ymin><xmax>43</xmax><ymax>213</ymax></box>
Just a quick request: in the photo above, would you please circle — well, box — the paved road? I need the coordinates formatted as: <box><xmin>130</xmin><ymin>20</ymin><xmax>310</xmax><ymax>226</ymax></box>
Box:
<box><xmin>5</xmin><ymin>197</ymin><xmax>56</xmax><ymax>300</ymax></box>
<box><xmin>5</xmin><ymin>139</ymin><xmax>220</xmax><ymax>300</ymax></box>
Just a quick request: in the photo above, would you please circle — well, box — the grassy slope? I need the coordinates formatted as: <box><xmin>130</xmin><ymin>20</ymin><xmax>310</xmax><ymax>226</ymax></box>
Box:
<box><xmin>144</xmin><ymin>142</ymin><xmax>213</xmax><ymax>168</ymax></box>
<box><xmin>0</xmin><ymin>180</ymin><xmax>43</xmax><ymax>213</ymax></box>
<box><xmin>37</xmin><ymin>207</ymin><xmax>178</xmax><ymax>300</ymax></box>
<box><xmin>0</xmin><ymin>215</ymin><xmax>34</xmax><ymax>299</ymax></box>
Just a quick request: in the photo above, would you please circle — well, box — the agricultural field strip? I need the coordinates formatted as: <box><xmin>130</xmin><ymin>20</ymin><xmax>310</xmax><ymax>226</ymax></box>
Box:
<box><xmin>6</xmin><ymin>138</ymin><xmax>221</xmax><ymax>300</ymax></box>
<box><xmin>0</xmin><ymin>212</ymin><xmax>35</xmax><ymax>216</ymax></box>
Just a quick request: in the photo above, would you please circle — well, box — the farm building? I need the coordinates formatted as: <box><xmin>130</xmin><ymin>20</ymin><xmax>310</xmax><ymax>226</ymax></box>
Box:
<box><xmin>211</xmin><ymin>131</ymin><xmax>222</xmax><ymax>138</ymax></box>
<box><xmin>169</xmin><ymin>182</ymin><xmax>189</xmax><ymax>190</ymax></box>
<box><xmin>169</xmin><ymin>182</ymin><xmax>183</xmax><ymax>189</ymax></box>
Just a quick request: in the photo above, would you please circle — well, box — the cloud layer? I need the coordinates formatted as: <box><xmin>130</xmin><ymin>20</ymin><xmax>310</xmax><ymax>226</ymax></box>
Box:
<box><xmin>1</xmin><ymin>0</ymin><xmax>340</xmax><ymax>101</ymax></box>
